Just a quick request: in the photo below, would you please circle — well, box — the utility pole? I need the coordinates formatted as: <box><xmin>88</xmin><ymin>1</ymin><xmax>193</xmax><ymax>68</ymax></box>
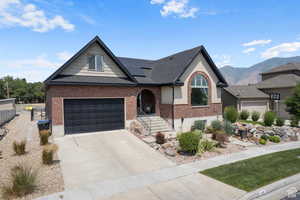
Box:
<box><xmin>6</xmin><ymin>81</ymin><xmax>9</xmax><ymax>98</ymax></box>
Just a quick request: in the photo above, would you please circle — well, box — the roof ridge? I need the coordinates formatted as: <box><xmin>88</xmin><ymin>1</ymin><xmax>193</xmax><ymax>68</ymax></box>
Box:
<box><xmin>117</xmin><ymin>56</ymin><xmax>154</xmax><ymax>62</ymax></box>
<box><xmin>157</xmin><ymin>45</ymin><xmax>203</xmax><ymax>61</ymax></box>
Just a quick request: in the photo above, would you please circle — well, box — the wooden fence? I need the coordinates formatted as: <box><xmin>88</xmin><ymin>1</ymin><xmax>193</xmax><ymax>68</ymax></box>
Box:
<box><xmin>0</xmin><ymin>99</ymin><xmax>16</xmax><ymax>126</ymax></box>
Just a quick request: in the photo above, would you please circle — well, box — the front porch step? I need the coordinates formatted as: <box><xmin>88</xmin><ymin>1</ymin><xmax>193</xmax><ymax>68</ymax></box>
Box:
<box><xmin>137</xmin><ymin>116</ymin><xmax>172</xmax><ymax>134</ymax></box>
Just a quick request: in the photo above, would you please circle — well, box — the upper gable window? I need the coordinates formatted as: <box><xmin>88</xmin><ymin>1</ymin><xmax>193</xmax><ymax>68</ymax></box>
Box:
<box><xmin>88</xmin><ymin>55</ymin><xmax>104</xmax><ymax>72</ymax></box>
<box><xmin>191</xmin><ymin>74</ymin><xmax>208</xmax><ymax>106</ymax></box>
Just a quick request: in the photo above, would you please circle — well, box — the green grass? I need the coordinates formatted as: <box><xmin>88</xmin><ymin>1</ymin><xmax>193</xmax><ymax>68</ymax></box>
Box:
<box><xmin>238</xmin><ymin>120</ymin><xmax>264</xmax><ymax>126</ymax></box>
<box><xmin>200</xmin><ymin>148</ymin><xmax>300</xmax><ymax>192</ymax></box>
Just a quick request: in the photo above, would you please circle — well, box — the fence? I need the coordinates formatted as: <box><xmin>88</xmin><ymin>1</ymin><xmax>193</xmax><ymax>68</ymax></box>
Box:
<box><xmin>0</xmin><ymin>98</ymin><xmax>16</xmax><ymax>126</ymax></box>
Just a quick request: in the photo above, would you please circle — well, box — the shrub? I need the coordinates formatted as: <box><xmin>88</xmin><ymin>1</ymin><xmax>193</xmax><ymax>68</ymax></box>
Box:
<box><xmin>211</xmin><ymin>120</ymin><xmax>222</xmax><ymax>131</ymax></box>
<box><xmin>290</xmin><ymin>116</ymin><xmax>299</xmax><ymax>127</ymax></box>
<box><xmin>13</xmin><ymin>140</ymin><xmax>26</xmax><ymax>155</ymax></box>
<box><xmin>178</xmin><ymin>131</ymin><xmax>201</xmax><ymax>154</ymax></box>
<box><xmin>240</xmin><ymin>110</ymin><xmax>250</xmax><ymax>120</ymax></box>
<box><xmin>2</xmin><ymin>164</ymin><xmax>37</xmax><ymax>198</ymax></box>
<box><xmin>223</xmin><ymin>120</ymin><xmax>235</xmax><ymax>135</ymax></box>
<box><xmin>260</xmin><ymin>134</ymin><xmax>269</xmax><ymax>141</ymax></box>
<box><xmin>259</xmin><ymin>138</ymin><xmax>267</xmax><ymax>145</ymax></box>
<box><xmin>42</xmin><ymin>144</ymin><xmax>58</xmax><ymax>165</ymax></box>
<box><xmin>269</xmin><ymin>136</ymin><xmax>281</xmax><ymax>143</ymax></box>
<box><xmin>276</xmin><ymin>117</ymin><xmax>285</xmax><ymax>127</ymax></box>
<box><xmin>214</xmin><ymin>130</ymin><xmax>228</xmax><ymax>145</ymax></box>
<box><xmin>264</xmin><ymin>111</ymin><xmax>276</xmax><ymax>126</ymax></box>
<box><xmin>251</xmin><ymin>111</ymin><xmax>260</xmax><ymax>122</ymax></box>
<box><xmin>198</xmin><ymin>139</ymin><xmax>216</xmax><ymax>155</ymax></box>
<box><xmin>155</xmin><ymin>132</ymin><xmax>165</xmax><ymax>144</ymax></box>
<box><xmin>205</xmin><ymin>126</ymin><xmax>214</xmax><ymax>133</ymax></box>
<box><xmin>39</xmin><ymin>130</ymin><xmax>50</xmax><ymax>145</ymax></box>
<box><xmin>224</xmin><ymin>106</ymin><xmax>238</xmax><ymax>123</ymax></box>
<box><xmin>194</xmin><ymin>120</ymin><xmax>206</xmax><ymax>131</ymax></box>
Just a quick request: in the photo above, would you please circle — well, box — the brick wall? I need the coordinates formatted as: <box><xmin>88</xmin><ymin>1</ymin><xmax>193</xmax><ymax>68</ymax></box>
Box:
<box><xmin>46</xmin><ymin>85</ymin><xmax>161</xmax><ymax>125</ymax></box>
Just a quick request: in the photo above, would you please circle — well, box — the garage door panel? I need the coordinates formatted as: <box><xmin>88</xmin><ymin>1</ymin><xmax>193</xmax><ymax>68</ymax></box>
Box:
<box><xmin>241</xmin><ymin>101</ymin><xmax>268</xmax><ymax>114</ymax></box>
<box><xmin>64</xmin><ymin>99</ymin><xmax>124</xmax><ymax>134</ymax></box>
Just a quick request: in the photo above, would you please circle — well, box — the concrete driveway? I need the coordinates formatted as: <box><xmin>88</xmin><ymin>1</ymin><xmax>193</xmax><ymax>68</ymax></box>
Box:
<box><xmin>55</xmin><ymin>130</ymin><xmax>175</xmax><ymax>189</ymax></box>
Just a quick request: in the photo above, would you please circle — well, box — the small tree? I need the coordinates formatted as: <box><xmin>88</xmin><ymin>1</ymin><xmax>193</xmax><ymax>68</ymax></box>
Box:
<box><xmin>286</xmin><ymin>83</ymin><xmax>300</xmax><ymax>121</ymax></box>
<box><xmin>224</xmin><ymin>106</ymin><xmax>238</xmax><ymax>123</ymax></box>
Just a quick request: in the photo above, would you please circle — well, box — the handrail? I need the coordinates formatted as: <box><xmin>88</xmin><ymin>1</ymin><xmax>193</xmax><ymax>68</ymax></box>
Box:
<box><xmin>137</xmin><ymin>110</ymin><xmax>152</xmax><ymax>135</ymax></box>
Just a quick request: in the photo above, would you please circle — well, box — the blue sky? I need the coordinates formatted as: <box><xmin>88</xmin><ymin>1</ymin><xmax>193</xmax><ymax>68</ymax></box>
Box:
<box><xmin>0</xmin><ymin>0</ymin><xmax>300</xmax><ymax>82</ymax></box>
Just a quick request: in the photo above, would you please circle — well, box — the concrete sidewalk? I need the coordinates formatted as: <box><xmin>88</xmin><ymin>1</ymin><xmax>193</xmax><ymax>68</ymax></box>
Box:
<box><xmin>36</xmin><ymin>141</ymin><xmax>300</xmax><ymax>200</ymax></box>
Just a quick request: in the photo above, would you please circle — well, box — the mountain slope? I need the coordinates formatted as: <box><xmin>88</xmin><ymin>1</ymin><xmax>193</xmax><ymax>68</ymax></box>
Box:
<box><xmin>220</xmin><ymin>56</ymin><xmax>300</xmax><ymax>85</ymax></box>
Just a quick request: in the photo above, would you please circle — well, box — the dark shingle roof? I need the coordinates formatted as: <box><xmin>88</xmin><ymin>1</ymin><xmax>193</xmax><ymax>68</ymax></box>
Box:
<box><xmin>256</xmin><ymin>74</ymin><xmax>300</xmax><ymax>89</ymax></box>
<box><xmin>225</xmin><ymin>85</ymin><xmax>269</xmax><ymax>99</ymax></box>
<box><xmin>48</xmin><ymin>75</ymin><xmax>136</xmax><ymax>86</ymax></box>
<box><xmin>118</xmin><ymin>46</ymin><xmax>227</xmax><ymax>86</ymax></box>
<box><xmin>45</xmin><ymin>36</ymin><xmax>227</xmax><ymax>87</ymax></box>
<box><xmin>261</xmin><ymin>63</ymin><xmax>300</xmax><ymax>75</ymax></box>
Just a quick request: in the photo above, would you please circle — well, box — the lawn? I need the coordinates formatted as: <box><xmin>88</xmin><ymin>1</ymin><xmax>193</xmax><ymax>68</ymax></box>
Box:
<box><xmin>238</xmin><ymin>120</ymin><xmax>264</xmax><ymax>126</ymax></box>
<box><xmin>201</xmin><ymin>148</ymin><xmax>300</xmax><ymax>192</ymax></box>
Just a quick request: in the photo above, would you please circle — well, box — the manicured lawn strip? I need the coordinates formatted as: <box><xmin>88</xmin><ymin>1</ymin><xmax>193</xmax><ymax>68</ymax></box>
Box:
<box><xmin>200</xmin><ymin>148</ymin><xmax>300</xmax><ymax>192</ymax></box>
<box><xmin>238</xmin><ymin>120</ymin><xmax>264</xmax><ymax>126</ymax></box>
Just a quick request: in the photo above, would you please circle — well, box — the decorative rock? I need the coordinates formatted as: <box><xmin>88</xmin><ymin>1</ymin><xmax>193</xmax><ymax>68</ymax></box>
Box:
<box><xmin>249</xmin><ymin>128</ymin><xmax>256</xmax><ymax>134</ymax></box>
<box><xmin>142</xmin><ymin>136</ymin><xmax>156</xmax><ymax>144</ymax></box>
<box><xmin>161</xmin><ymin>142</ymin><xmax>173</xmax><ymax>149</ymax></box>
<box><xmin>165</xmin><ymin>148</ymin><xmax>176</xmax><ymax>157</ymax></box>
<box><xmin>264</xmin><ymin>130</ymin><xmax>275</xmax><ymax>136</ymax></box>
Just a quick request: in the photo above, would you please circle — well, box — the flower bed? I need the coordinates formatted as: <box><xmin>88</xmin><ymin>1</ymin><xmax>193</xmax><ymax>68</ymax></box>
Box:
<box><xmin>130</xmin><ymin>120</ymin><xmax>246</xmax><ymax>165</ymax></box>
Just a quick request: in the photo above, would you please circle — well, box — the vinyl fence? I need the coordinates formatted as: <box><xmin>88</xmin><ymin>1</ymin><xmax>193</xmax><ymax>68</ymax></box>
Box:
<box><xmin>0</xmin><ymin>99</ymin><xmax>16</xmax><ymax>126</ymax></box>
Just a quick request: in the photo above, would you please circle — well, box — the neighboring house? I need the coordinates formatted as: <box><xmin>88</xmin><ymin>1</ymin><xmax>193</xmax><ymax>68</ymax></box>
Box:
<box><xmin>45</xmin><ymin>36</ymin><xmax>227</xmax><ymax>137</ymax></box>
<box><xmin>222</xmin><ymin>85</ymin><xmax>269</xmax><ymax>115</ymax></box>
<box><xmin>222</xmin><ymin>63</ymin><xmax>300</xmax><ymax>119</ymax></box>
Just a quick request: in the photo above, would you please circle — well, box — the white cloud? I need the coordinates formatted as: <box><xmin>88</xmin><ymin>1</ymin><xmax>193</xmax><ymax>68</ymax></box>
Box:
<box><xmin>151</xmin><ymin>0</ymin><xmax>165</xmax><ymax>4</ymax></box>
<box><xmin>151</xmin><ymin>0</ymin><xmax>198</xmax><ymax>18</ymax></box>
<box><xmin>213</xmin><ymin>54</ymin><xmax>232</xmax><ymax>68</ymax></box>
<box><xmin>79</xmin><ymin>14</ymin><xmax>96</xmax><ymax>25</ymax></box>
<box><xmin>2</xmin><ymin>54</ymin><xmax>60</xmax><ymax>69</ymax></box>
<box><xmin>242</xmin><ymin>39</ymin><xmax>272</xmax><ymax>47</ymax></box>
<box><xmin>261</xmin><ymin>42</ymin><xmax>300</xmax><ymax>59</ymax></box>
<box><xmin>0</xmin><ymin>53</ymin><xmax>69</xmax><ymax>82</ymax></box>
<box><xmin>243</xmin><ymin>47</ymin><xmax>256</xmax><ymax>54</ymax></box>
<box><xmin>0</xmin><ymin>0</ymin><xmax>75</xmax><ymax>32</ymax></box>
<box><xmin>57</xmin><ymin>51</ymin><xmax>72</xmax><ymax>61</ymax></box>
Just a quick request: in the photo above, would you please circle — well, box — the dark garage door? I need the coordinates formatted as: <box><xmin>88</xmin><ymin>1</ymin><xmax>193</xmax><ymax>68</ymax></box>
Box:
<box><xmin>64</xmin><ymin>98</ymin><xmax>124</xmax><ymax>134</ymax></box>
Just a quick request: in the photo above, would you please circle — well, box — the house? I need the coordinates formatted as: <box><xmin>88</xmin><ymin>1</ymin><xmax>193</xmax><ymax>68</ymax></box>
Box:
<box><xmin>221</xmin><ymin>85</ymin><xmax>269</xmax><ymax>115</ymax></box>
<box><xmin>222</xmin><ymin>63</ymin><xmax>300</xmax><ymax>119</ymax></box>
<box><xmin>45</xmin><ymin>36</ymin><xmax>227</xmax><ymax>137</ymax></box>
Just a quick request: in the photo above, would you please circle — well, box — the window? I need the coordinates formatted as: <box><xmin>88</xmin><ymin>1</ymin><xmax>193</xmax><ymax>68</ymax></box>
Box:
<box><xmin>88</xmin><ymin>55</ymin><xmax>104</xmax><ymax>72</ymax></box>
<box><xmin>191</xmin><ymin>74</ymin><xmax>208</xmax><ymax>106</ymax></box>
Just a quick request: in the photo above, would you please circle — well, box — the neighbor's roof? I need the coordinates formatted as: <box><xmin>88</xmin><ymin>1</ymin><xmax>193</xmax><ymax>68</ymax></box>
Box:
<box><xmin>45</xmin><ymin>36</ymin><xmax>227</xmax><ymax>87</ymax></box>
<box><xmin>224</xmin><ymin>85</ymin><xmax>269</xmax><ymax>99</ymax></box>
<box><xmin>261</xmin><ymin>63</ymin><xmax>300</xmax><ymax>75</ymax></box>
<box><xmin>256</xmin><ymin>74</ymin><xmax>300</xmax><ymax>89</ymax></box>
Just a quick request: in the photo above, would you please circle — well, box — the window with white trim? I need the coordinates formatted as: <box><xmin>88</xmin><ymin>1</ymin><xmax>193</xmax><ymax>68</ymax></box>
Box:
<box><xmin>88</xmin><ymin>55</ymin><xmax>104</xmax><ymax>72</ymax></box>
<box><xmin>191</xmin><ymin>74</ymin><xmax>208</xmax><ymax>106</ymax></box>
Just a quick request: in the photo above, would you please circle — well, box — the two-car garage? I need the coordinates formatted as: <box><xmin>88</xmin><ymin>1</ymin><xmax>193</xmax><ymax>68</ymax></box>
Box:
<box><xmin>63</xmin><ymin>98</ymin><xmax>125</xmax><ymax>134</ymax></box>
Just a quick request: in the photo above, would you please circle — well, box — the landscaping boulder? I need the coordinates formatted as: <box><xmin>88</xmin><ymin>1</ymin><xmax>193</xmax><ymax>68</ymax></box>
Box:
<box><xmin>161</xmin><ymin>142</ymin><xmax>173</xmax><ymax>149</ymax></box>
<box><xmin>165</xmin><ymin>148</ymin><xmax>176</xmax><ymax>157</ymax></box>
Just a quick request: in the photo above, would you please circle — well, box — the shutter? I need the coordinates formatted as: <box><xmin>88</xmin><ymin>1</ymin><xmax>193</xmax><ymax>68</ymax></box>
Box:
<box><xmin>88</xmin><ymin>55</ymin><xmax>95</xmax><ymax>70</ymax></box>
<box><xmin>96</xmin><ymin>55</ymin><xmax>103</xmax><ymax>72</ymax></box>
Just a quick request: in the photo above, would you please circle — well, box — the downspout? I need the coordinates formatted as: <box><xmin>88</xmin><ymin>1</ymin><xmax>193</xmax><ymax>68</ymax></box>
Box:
<box><xmin>172</xmin><ymin>85</ymin><xmax>175</xmax><ymax>130</ymax></box>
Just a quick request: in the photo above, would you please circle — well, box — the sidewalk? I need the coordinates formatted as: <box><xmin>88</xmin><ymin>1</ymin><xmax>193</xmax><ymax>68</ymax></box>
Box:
<box><xmin>36</xmin><ymin>141</ymin><xmax>300</xmax><ymax>200</ymax></box>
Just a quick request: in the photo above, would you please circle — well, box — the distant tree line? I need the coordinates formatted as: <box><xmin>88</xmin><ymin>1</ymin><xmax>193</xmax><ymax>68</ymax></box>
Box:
<box><xmin>0</xmin><ymin>76</ymin><xmax>45</xmax><ymax>103</ymax></box>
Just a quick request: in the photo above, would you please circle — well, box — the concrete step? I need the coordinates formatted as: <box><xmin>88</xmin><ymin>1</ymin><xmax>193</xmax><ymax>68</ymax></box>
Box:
<box><xmin>137</xmin><ymin>116</ymin><xmax>172</xmax><ymax>134</ymax></box>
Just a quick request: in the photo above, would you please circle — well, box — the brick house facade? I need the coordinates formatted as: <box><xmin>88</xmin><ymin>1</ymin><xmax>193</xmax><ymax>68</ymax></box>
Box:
<box><xmin>45</xmin><ymin>36</ymin><xmax>227</xmax><ymax>136</ymax></box>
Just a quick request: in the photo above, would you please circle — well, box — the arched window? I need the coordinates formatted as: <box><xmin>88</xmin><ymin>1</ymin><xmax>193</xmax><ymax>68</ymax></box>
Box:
<box><xmin>191</xmin><ymin>74</ymin><xmax>208</xmax><ymax>106</ymax></box>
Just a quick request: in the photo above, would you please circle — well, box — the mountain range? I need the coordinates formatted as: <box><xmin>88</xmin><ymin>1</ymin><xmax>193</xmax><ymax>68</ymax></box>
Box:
<box><xmin>219</xmin><ymin>56</ymin><xmax>300</xmax><ymax>85</ymax></box>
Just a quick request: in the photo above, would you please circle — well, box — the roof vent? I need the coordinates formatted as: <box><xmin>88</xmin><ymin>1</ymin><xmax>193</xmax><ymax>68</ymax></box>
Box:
<box><xmin>169</xmin><ymin>56</ymin><xmax>173</xmax><ymax>60</ymax></box>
